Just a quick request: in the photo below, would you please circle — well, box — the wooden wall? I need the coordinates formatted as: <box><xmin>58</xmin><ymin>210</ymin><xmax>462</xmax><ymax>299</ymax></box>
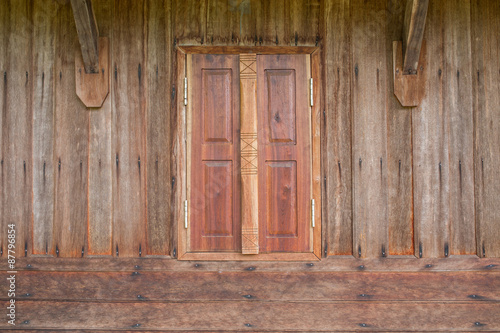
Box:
<box><xmin>0</xmin><ymin>0</ymin><xmax>499</xmax><ymax>259</ymax></box>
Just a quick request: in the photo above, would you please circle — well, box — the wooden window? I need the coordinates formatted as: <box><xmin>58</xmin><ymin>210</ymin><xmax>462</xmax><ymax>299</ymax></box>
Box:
<box><xmin>177</xmin><ymin>47</ymin><xmax>321</xmax><ymax>260</ymax></box>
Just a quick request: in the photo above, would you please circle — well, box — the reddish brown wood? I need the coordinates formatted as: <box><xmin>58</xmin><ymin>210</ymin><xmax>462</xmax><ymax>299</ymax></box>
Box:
<box><xmin>393</xmin><ymin>40</ymin><xmax>426</xmax><ymax>107</ymax></box>
<box><xmin>189</xmin><ymin>54</ymin><xmax>241</xmax><ymax>252</ymax></box>
<box><xmin>87</xmin><ymin>0</ymin><xmax>112</xmax><ymax>256</ymax></box>
<box><xmin>4</xmin><ymin>270</ymin><xmax>498</xmax><ymax>302</ymax></box>
<box><xmin>1</xmin><ymin>300</ymin><xmax>499</xmax><ymax>331</ymax></box>
<box><xmin>70</xmin><ymin>0</ymin><xmax>99</xmax><ymax>73</ymax></box>
<box><xmin>75</xmin><ymin>37</ymin><xmax>109</xmax><ymax>108</ymax></box>
<box><xmin>352</xmin><ymin>0</ymin><xmax>389</xmax><ymax>258</ymax></box>
<box><xmin>32</xmin><ymin>0</ymin><xmax>58</xmax><ymax>255</ymax></box>
<box><xmin>111</xmin><ymin>0</ymin><xmax>147</xmax><ymax>257</ymax></box>
<box><xmin>258</xmin><ymin>55</ymin><xmax>311</xmax><ymax>253</ymax></box>
<box><xmin>321</xmin><ymin>0</ymin><xmax>353</xmax><ymax>256</ymax></box>
<box><xmin>472</xmin><ymin>0</ymin><xmax>500</xmax><ymax>258</ymax></box>
<box><xmin>146</xmin><ymin>0</ymin><xmax>173</xmax><ymax>255</ymax></box>
<box><xmin>413</xmin><ymin>0</ymin><xmax>450</xmax><ymax>258</ymax></box>
<box><xmin>2</xmin><ymin>256</ymin><xmax>499</xmax><ymax>272</ymax></box>
<box><xmin>53</xmin><ymin>2</ymin><xmax>88</xmax><ymax>257</ymax></box>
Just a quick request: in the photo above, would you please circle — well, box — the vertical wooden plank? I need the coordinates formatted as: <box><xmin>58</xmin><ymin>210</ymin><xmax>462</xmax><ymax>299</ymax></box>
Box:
<box><xmin>172</xmin><ymin>0</ymin><xmax>207</xmax><ymax>45</ymax></box>
<box><xmin>174</xmin><ymin>49</ymin><xmax>186</xmax><ymax>258</ymax></box>
<box><xmin>145</xmin><ymin>0</ymin><xmax>172</xmax><ymax>255</ymax></box>
<box><xmin>289</xmin><ymin>0</ymin><xmax>321</xmax><ymax>46</ymax></box>
<box><xmin>386</xmin><ymin>0</ymin><xmax>414</xmax><ymax>255</ymax></box>
<box><xmin>443</xmin><ymin>0</ymin><xmax>475</xmax><ymax>255</ymax></box>
<box><xmin>112</xmin><ymin>0</ymin><xmax>147</xmax><ymax>257</ymax></box>
<box><xmin>53</xmin><ymin>2</ymin><xmax>88</xmax><ymax>257</ymax></box>
<box><xmin>352</xmin><ymin>0</ymin><xmax>388</xmax><ymax>258</ymax></box>
<box><xmin>240</xmin><ymin>54</ymin><xmax>259</xmax><ymax>254</ymax></box>
<box><xmin>0</xmin><ymin>0</ymin><xmax>5</xmax><ymax>257</ymax></box>
<box><xmin>1</xmin><ymin>0</ymin><xmax>33</xmax><ymax>257</ymax></box>
<box><xmin>311</xmin><ymin>50</ymin><xmax>322</xmax><ymax>258</ymax></box>
<box><xmin>206</xmin><ymin>0</ymin><xmax>239</xmax><ymax>45</ymax></box>
<box><xmin>87</xmin><ymin>0</ymin><xmax>113</xmax><ymax>256</ymax></box>
<box><xmin>32</xmin><ymin>0</ymin><xmax>59</xmax><ymax>255</ymax></box>
<box><xmin>322</xmin><ymin>0</ymin><xmax>352</xmax><ymax>256</ymax></box>
<box><xmin>472</xmin><ymin>0</ymin><xmax>500</xmax><ymax>257</ymax></box>
<box><xmin>413</xmin><ymin>0</ymin><xmax>449</xmax><ymax>258</ymax></box>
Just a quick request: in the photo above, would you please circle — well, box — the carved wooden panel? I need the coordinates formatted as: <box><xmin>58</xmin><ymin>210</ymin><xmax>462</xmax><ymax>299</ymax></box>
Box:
<box><xmin>266</xmin><ymin>69</ymin><xmax>296</xmax><ymax>144</ymax></box>
<box><xmin>266</xmin><ymin>161</ymin><xmax>298</xmax><ymax>237</ymax></box>
<box><xmin>190</xmin><ymin>54</ymin><xmax>241</xmax><ymax>252</ymax></box>
<box><xmin>202</xmin><ymin>69</ymin><xmax>233</xmax><ymax>143</ymax></box>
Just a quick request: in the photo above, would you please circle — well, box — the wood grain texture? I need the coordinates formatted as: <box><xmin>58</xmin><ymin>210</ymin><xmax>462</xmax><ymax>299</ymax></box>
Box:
<box><xmin>240</xmin><ymin>54</ymin><xmax>259</xmax><ymax>254</ymax></box>
<box><xmin>0</xmin><ymin>0</ymin><xmax>33</xmax><ymax>258</ymax></box>
<box><xmin>2</xmin><ymin>270</ymin><xmax>498</xmax><ymax>302</ymax></box>
<box><xmin>472</xmin><ymin>0</ymin><xmax>500</xmax><ymax>258</ymax></box>
<box><xmin>87</xmin><ymin>0</ymin><xmax>113</xmax><ymax>256</ymax></box>
<box><xmin>258</xmin><ymin>55</ymin><xmax>311</xmax><ymax>253</ymax></box>
<box><xmin>145</xmin><ymin>0</ymin><xmax>172</xmax><ymax>255</ymax></box>
<box><xmin>112</xmin><ymin>0</ymin><xmax>147</xmax><ymax>257</ymax></box>
<box><xmin>311</xmin><ymin>50</ymin><xmax>322</xmax><ymax>258</ymax></box>
<box><xmin>2</xmin><ymin>256</ymin><xmax>499</xmax><ymax>272</ymax></box>
<box><xmin>189</xmin><ymin>54</ymin><xmax>241</xmax><ymax>252</ymax></box>
<box><xmin>352</xmin><ymin>0</ymin><xmax>389</xmax><ymax>258</ymax></box>
<box><xmin>402</xmin><ymin>0</ymin><xmax>429</xmax><ymax>74</ymax></box>
<box><xmin>206</xmin><ymin>0</ymin><xmax>240</xmax><ymax>45</ymax></box>
<box><xmin>70</xmin><ymin>0</ymin><xmax>99</xmax><ymax>73</ymax></box>
<box><xmin>443</xmin><ymin>0</ymin><xmax>475</xmax><ymax>255</ymax></box>
<box><xmin>386</xmin><ymin>0</ymin><xmax>414</xmax><ymax>256</ymax></box>
<box><xmin>0</xmin><ymin>0</ymin><xmax>6</xmax><ymax>258</ymax></box>
<box><xmin>53</xmin><ymin>2</ymin><xmax>88</xmax><ymax>257</ymax></box>
<box><xmin>75</xmin><ymin>37</ymin><xmax>109</xmax><ymax>108</ymax></box>
<box><xmin>172</xmin><ymin>0</ymin><xmax>207</xmax><ymax>45</ymax></box>
<box><xmin>413</xmin><ymin>0</ymin><xmax>449</xmax><ymax>258</ymax></box>
<box><xmin>32</xmin><ymin>0</ymin><xmax>59</xmax><ymax>255</ymax></box>
<box><xmin>1</xmin><ymin>300</ymin><xmax>499</xmax><ymax>331</ymax></box>
<box><xmin>322</xmin><ymin>0</ymin><xmax>352</xmax><ymax>256</ymax></box>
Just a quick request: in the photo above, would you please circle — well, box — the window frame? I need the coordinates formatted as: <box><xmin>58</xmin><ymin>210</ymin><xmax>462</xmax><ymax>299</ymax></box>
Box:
<box><xmin>175</xmin><ymin>46</ymin><xmax>322</xmax><ymax>261</ymax></box>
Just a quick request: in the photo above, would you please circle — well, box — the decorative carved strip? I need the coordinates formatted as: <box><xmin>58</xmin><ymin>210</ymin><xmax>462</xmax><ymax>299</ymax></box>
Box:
<box><xmin>239</xmin><ymin>54</ymin><xmax>259</xmax><ymax>254</ymax></box>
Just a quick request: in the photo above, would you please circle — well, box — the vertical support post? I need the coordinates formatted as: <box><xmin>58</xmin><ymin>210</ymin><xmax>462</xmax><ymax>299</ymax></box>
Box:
<box><xmin>239</xmin><ymin>54</ymin><xmax>259</xmax><ymax>254</ymax></box>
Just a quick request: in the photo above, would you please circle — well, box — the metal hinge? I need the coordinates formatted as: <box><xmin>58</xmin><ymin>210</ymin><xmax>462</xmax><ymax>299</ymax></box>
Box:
<box><xmin>310</xmin><ymin>78</ymin><xmax>314</xmax><ymax>107</ymax></box>
<box><xmin>184</xmin><ymin>200</ymin><xmax>188</xmax><ymax>229</ymax></box>
<box><xmin>184</xmin><ymin>77</ymin><xmax>188</xmax><ymax>106</ymax></box>
<box><xmin>311</xmin><ymin>199</ymin><xmax>315</xmax><ymax>228</ymax></box>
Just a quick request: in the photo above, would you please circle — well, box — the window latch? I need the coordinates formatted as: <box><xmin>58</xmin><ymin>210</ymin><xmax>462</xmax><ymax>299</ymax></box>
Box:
<box><xmin>310</xmin><ymin>78</ymin><xmax>314</xmax><ymax>107</ymax></box>
<box><xmin>311</xmin><ymin>199</ymin><xmax>315</xmax><ymax>228</ymax></box>
<box><xmin>184</xmin><ymin>77</ymin><xmax>188</xmax><ymax>106</ymax></box>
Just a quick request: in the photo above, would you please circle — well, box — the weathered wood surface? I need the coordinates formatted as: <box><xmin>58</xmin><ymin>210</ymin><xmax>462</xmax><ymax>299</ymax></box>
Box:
<box><xmin>386</xmin><ymin>0</ymin><xmax>414</xmax><ymax>256</ymax></box>
<box><xmin>145</xmin><ymin>0</ymin><xmax>172</xmax><ymax>255</ymax></box>
<box><xmin>472</xmin><ymin>0</ymin><xmax>500</xmax><ymax>258</ymax></box>
<box><xmin>443</xmin><ymin>0</ymin><xmax>475</xmax><ymax>255</ymax></box>
<box><xmin>322</xmin><ymin>0</ymin><xmax>352</xmax><ymax>256</ymax></box>
<box><xmin>70</xmin><ymin>0</ymin><xmax>99</xmax><ymax>73</ymax></box>
<box><xmin>413</xmin><ymin>0</ymin><xmax>449</xmax><ymax>258</ymax></box>
<box><xmin>0</xmin><ymin>300</ymin><xmax>498</xmax><ymax>331</ymax></box>
<box><xmin>112</xmin><ymin>0</ymin><xmax>147</xmax><ymax>257</ymax></box>
<box><xmin>53</xmin><ymin>3</ymin><xmax>89</xmax><ymax>258</ymax></box>
<box><xmin>352</xmin><ymin>0</ymin><xmax>389</xmax><ymax>258</ymax></box>
<box><xmin>74</xmin><ymin>37</ymin><xmax>109</xmax><ymax>107</ymax></box>
<box><xmin>2</xmin><ymin>270</ymin><xmax>498</xmax><ymax>302</ymax></box>
<box><xmin>402</xmin><ymin>0</ymin><xmax>429</xmax><ymax>74</ymax></box>
<box><xmin>2</xmin><ymin>256</ymin><xmax>499</xmax><ymax>272</ymax></box>
<box><xmin>0</xmin><ymin>0</ymin><xmax>33</xmax><ymax>259</ymax></box>
<box><xmin>87</xmin><ymin>0</ymin><xmax>113</xmax><ymax>256</ymax></box>
<box><xmin>32</xmin><ymin>0</ymin><xmax>58</xmax><ymax>255</ymax></box>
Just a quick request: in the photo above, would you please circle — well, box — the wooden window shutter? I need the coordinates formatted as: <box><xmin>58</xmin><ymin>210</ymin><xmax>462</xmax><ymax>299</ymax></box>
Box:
<box><xmin>184</xmin><ymin>51</ymin><xmax>317</xmax><ymax>260</ymax></box>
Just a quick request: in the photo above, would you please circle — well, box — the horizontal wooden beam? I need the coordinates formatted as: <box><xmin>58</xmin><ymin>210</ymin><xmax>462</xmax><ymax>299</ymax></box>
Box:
<box><xmin>2</xmin><ymin>256</ymin><xmax>499</xmax><ymax>272</ymax></box>
<box><xmin>2</xmin><ymin>270</ymin><xmax>498</xmax><ymax>302</ymax></box>
<box><xmin>70</xmin><ymin>0</ymin><xmax>99</xmax><ymax>73</ymax></box>
<box><xmin>1</xmin><ymin>300</ymin><xmax>498</xmax><ymax>330</ymax></box>
<box><xmin>402</xmin><ymin>0</ymin><xmax>429</xmax><ymax>75</ymax></box>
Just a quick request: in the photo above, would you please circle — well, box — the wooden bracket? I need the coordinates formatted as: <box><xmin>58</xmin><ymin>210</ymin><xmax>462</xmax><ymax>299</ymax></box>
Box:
<box><xmin>393</xmin><ymin>0</ymin><xmax>429</xmax><ymax>107</ymax></box>
<box><xmin>75</xmin><ymin>37</ymin><xmax>109</xmax><ymax>108</ymax></box>
<box><xmin>393</xmin><ymin>40</ymin><xmax>426</xmax><ymax>107</ymax></box>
